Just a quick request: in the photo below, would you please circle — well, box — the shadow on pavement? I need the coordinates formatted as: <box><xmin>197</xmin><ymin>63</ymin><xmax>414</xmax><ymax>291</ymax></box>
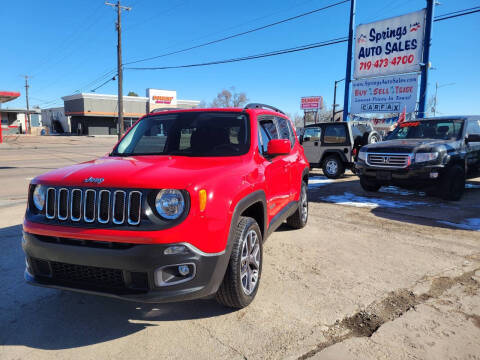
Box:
<box><xmin>0</xmin><ymin>224</ymin><xmax>235</xmax><ymax>350</ymax></box>
<box><xmin>307</xmin><ymin>176</ymin><xmax>480</xmax><ymax>232</ymax></box>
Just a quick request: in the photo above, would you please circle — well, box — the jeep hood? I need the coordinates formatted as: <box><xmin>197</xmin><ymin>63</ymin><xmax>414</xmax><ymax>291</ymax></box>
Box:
<box><xmin>33</xmin><ymin>155</ymin><xmax>248</xmax><ymax>188</ymax></box>
<box><xmin>363</xmin><ymin>139</ymin><xmax>458</xmax><ymax>153</ymax></box>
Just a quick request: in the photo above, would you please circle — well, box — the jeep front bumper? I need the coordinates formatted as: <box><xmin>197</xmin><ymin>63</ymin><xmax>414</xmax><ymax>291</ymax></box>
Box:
<box><xmin>22</xmin><ymin>232</ymin><xmax>230</xmax><ymax>303</ymax></box>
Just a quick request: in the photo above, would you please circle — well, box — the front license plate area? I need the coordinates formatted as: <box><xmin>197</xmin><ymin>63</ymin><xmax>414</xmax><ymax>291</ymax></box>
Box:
<box><xmin>376</xmin><ymin>171</ymin><xmax>392</xmax><ymax>181</ymax></box>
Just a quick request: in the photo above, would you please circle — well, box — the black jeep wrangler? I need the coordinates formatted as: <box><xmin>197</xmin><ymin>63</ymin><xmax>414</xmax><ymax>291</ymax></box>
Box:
<box><xmin>355</xmin><ymin>116</ymin><xmax>480</xmax><ymax>200</ymax></box>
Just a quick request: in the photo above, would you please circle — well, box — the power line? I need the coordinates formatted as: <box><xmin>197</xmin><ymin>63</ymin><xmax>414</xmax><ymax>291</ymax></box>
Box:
<box><xmin>124</xmin><ymin>0</ymin><xmax>349</xmax><ymax>65</ymax></box>
<box><xmin>91</xmin><ymin>76</ymin><xmax>117</xmax><ymax>92</ymax></box>
<box><xmin>126</xmin><ymin>6</ymin><xmax>480</xmax><ymax>72</ymax></box>
<box><xmin>434</xmin><ymin>7</ymin><xmax>480</xmax><ymax>22</ymax></box>
<box><xmin>126</xmin><ymin>37</ymin><xmax>348</xmax><ymax>70</ymax></box>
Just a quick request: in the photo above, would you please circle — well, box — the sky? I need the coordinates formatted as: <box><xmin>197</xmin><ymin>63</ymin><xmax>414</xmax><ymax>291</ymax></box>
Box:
<box><xmin>1</xmin><ymin>0</ymin><xmax>479</xmax><ymax>118</ymax></box>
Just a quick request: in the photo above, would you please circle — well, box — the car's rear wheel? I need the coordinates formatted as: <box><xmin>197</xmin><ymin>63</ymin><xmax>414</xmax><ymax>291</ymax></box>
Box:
<box><xmin>360</xmin><ymin>175</ymin><xmax>381</xmax><ymax>192</ymax></box>
<box><xmin>368</xmin><ymin>131</ymin><xmax>381</xmax><ymax>144</ymax></box>
<box><xmin>323</xmin><ymin>155</ymin><xmax>345</xmax><ymax>179</ymax></box>
<box><xmin>441</xmin><ymin>165</ymin><xmax>465</xmax><ymax>201</ymax></box>
<box><xmin>216</xmin><ymin>216</ymin><xmax>262</xmax><ymax>308</ymax></box>
<box><xmin>287</xmin><ymin>181</ymin><xmax>308</xmax><ymax>229</ymax></box>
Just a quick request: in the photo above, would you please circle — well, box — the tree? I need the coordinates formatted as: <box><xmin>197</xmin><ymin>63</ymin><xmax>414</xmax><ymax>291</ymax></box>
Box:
<box><xmin>210</xmin><ymin>87</ymin><xmax>248</xmax><ymax>108</ymax></box>
<box><xmin>127</xmin><ymin>91</ymin><xmax>138</xmax><ymax>97</ymax></box>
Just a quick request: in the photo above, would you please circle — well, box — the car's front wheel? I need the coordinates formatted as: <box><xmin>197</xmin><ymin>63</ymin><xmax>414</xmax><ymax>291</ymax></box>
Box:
<box><xmin>360</xmin><ymin>175</ymin><xmax>381</xmax><ymax>192</ymax></box>
<box><xmin>216</xmin><ymin>216</ymin><xmax>262</xmax><ymax>308</ymax></box>
<box><xmin>441</xmin><ymin>165</ymin><xmax>465</xmax><ymax>201</ymax></box>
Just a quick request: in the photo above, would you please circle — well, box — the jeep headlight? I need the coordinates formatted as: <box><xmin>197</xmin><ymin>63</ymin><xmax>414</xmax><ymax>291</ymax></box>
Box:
<box><xmin>415</xmin><ymin>152</ymin><xmax>438</xmax><ymax>163</ymax></box>
<box><xmin>358</xmin><ymin>150</ymin><xmax>367</xmax><ymax>162</ymax></box>
<box><xmin>155</xmin><ymin>189</ymin><xmax>185</xmax><ymax>220</ymax></box>
<box><xmin>32</xmin><ymin>185</ymin><xmax>46</xmax><ymax>211</ymax></box>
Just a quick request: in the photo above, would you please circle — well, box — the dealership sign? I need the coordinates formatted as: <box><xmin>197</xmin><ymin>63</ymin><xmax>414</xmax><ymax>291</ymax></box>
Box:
<box><xmin>354</xmin><ymin>9</ymin><xmax>425</xmax><ymax>79</ymax></box>
<box><xmin>350</xmin><ymin>73</ymin><xmax>418</xmax><ymax>114</ymax></box>
<box><xmin>147</xmin><ymin>88</ymin><xmax>177</xmax><ymax>111</ymax></box>
<box><xmin>301</xmin><ymin>96</ymin><xmax>323</xmax><ymax>110</ymax></box>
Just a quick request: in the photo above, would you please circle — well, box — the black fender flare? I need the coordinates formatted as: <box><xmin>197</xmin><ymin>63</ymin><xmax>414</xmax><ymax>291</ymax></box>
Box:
<box><xmin>321</xmin><ymin>150</ymin><xmax>348</xmax><ymax>164</ymax></box>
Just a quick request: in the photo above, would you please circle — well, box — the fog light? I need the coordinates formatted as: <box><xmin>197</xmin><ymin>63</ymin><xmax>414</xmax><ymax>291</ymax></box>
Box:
<box><xmin>164</xmin><ymin>245</ymin><xmax>188</xmax><ymax>255</ymax></box>
<box><xmin>430</xmin><ymin>172</ymin><xmax>439</xmax><ymax>179</ymax></box>
<box><xmin>178</xmin><ymin>265</ymin><xmax>190</xmax><ymax>276</ymax></box>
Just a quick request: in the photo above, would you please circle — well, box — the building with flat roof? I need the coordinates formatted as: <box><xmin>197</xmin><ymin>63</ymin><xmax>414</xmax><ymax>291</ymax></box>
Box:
<box><xmin>62</xmin><ymin>89</ymin><xmax>200</xmax><ymax>135</ymax></box>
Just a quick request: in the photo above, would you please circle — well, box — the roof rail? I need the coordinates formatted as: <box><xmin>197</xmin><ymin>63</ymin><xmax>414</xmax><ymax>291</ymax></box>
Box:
<box><xmin>244</xmin><ymin>103</ymin><xmax>285</xmax><ymax>115</ymax></box>
<box><xmin>149</xmin><ymin>107</ymin><xmax>183</xmax><ymax>113</ymax></box>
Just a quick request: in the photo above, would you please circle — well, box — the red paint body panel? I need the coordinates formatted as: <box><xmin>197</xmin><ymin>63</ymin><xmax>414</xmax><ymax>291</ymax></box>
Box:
<box><xmin>25</xmin><ymin>108</ymin><xmax>309</xmax><ymax>254</ymax></box>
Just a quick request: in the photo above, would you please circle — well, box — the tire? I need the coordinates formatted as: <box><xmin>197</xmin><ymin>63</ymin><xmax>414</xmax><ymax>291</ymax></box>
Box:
<box><xmin>322</xmin><ymin>155</ymin><xmax>345</xmax><ymax>179</ymax></box>
<box><xmin>441</xmin><ymin>165</ymin><xmax>465</xmax><ymax>201</ymax></box>
<box><xmin>287</xmin><ymin>181</ymin><xmax>308</xmax><ymax>229</ymax></box>
<box><xmin>360</xmin><ymin>175</ymin><xmax>381</xmax><ymax>192</ymax></box>
<box><xmin>368</xmin><ymin>131</ymin><xmax>381</xmax><ymax>144</ymax></box>
<box><xmin>216</xmin><ymin>216</ymin><xmax>263</xmax><ymax>308</ymax></box>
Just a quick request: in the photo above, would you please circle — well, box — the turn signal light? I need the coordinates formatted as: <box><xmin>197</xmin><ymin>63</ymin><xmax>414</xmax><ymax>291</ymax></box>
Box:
<box><xmin>199</xmin><ymin>189</ymin><xmax>207</xmax><ymax>212</ymax></box>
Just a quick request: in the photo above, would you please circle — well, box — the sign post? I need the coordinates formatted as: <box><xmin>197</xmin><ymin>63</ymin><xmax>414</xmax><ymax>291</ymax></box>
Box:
<box><xmin>418</xmin><ymin>0</ymin><xmax>435</xmax><ymax>118</ymax></box>
<box><xmin>343</xmin><ymin>0</ymin><xmax>356</xmax><ymax>122</ymax></box>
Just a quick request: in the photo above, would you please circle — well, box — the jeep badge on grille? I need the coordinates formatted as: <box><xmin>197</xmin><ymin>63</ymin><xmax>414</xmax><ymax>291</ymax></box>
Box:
<box><xmin>84</xmin><ymin>177</ymin><xmax>104</xmax><ymax>184</ymax></box>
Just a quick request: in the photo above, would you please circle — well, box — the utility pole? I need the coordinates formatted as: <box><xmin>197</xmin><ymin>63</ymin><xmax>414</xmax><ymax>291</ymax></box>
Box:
<box><xmin>24</xmin><ymin>75</ymin><xmax>31</xmax><ymax>134</ymax></box>
<box><xmin>418</xmin><ymin>0</ymin><xmax>435</xmax><ymax>118</ymax></box>
<box><xmin>342</xmin><ymin>0</ymin><xmax>356</xmax><ymax>122</ymax></box>
<box><xmin>106</xmin><ymin>1</ymin><xmax>131</xmax><ymax>140</ymax></box>
<box><xmin>332</xmin><ymin>78</ymin><xmax>345</xmax><ymax>122</ymax></box>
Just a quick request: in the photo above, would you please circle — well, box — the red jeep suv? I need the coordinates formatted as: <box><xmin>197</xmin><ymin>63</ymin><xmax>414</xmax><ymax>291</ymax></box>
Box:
<box><xmin>23</xmin><ymin>103</ymin><xmax>309</xmax><ymax>308</ymax></box>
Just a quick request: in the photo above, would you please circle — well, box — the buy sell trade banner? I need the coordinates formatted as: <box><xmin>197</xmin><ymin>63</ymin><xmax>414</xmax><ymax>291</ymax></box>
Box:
<box><xmin>350</xmin><ymin>73</ymin><xmax>418</xmax><ymax>114</ymax></box>
<box><xmin>354</xmin><ymin>9</ymin><xmax>426</xmax><ymax>79</ymax></box>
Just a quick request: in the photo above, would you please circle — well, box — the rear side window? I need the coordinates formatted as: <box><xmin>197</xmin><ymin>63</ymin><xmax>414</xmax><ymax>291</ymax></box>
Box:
<box><xmin>324</xmin><ymin>124</ymin><xmax>347</xmax><ymax>144</ymax></box>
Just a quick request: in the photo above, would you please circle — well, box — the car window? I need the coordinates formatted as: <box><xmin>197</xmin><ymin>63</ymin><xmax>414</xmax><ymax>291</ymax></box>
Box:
<box><xmin>113</xmin><ymin>112</ymin><xmax>250</xmax><ymax>157</ymax></box>
<box><xmin>259</xmin><ymin>117</ymin><xmax>278</xmax><ymax>140</ymax></box>
<box><xmin>276</xmin><ymin>117</ymin><xmax>293</xmax><ymax>148</ymax></box>
<box><xmin>304</xmin><ymin>127</ymin><xmax>321</xmax><ymax>141</ymax></box>
<box><xmin>386</xmin><ymin>120</ymin><xmax>464</xmax><ymax>140</ymax></box>
<box><xmin>324</xmin><ymin>124</ymin><xmax>347</xmax><ymax>144</ymax></box>
<box><xmin>257</xmin><ymin>124</ymin><xmax>271</xmax><ymax>155</ymax></box>
<box><xmin>284</xmin><ymin>117</ymin><xmax>296</xmax><ymax>146</ymax></box>
<box><xmin>467</xmin><ymin>120</ymin><xmax>480</xmax><ymax>135</ymax></box>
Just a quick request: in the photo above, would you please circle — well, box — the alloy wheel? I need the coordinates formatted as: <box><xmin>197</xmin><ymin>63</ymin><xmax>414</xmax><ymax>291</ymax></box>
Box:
<box><xmin>240</xmin><ymin>229</ymin><xmax>261</xmax><ymax>295</ymax></box>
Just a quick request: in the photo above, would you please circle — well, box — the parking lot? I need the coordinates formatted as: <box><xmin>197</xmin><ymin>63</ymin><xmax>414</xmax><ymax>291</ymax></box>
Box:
<box><xmin>1</xmin><ymin>136</ymin><xmax>479</xmax><ymax>360</ymax></box>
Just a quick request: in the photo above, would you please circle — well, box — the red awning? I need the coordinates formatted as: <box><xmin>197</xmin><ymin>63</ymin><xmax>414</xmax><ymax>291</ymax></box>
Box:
<box><xmin>0</xmin><ymin>91</ymin><xmax>21</xmax><ymax>103</ymax></box>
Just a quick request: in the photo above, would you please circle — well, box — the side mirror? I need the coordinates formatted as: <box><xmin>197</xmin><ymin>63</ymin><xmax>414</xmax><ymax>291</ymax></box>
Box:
<box><xmin>466</xmin><ymin>134</ymin><xmax>480</xmax><ymax>144</ymax></box>
<box><xmin>267</xmin><ymin>139</ymin><xmax>291</xmax><ymax>156</ymax></box>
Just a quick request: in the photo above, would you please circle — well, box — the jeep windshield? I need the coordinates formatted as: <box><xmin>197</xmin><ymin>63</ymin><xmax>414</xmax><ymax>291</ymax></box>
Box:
<box><xmin>111</xmin><ymin>111</ymin><xmax>250</xmax><ymax>157</ymax></box>
<box><xmin>385</xmin><ymin>119</ymin><xmax>464</xmax><ymax>141</ymax></box>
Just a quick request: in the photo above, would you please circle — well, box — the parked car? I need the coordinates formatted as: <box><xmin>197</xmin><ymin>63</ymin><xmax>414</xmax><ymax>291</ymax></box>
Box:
<box><xmin>356</xmin><ymin>116</ymin><xmax>480</xmax><ymax>200</ymax></box>
<box><xmin>22</xmin><ymin>104</ymin><xmax>310</xmax><ymax>308</ymax></box>
<box><xmin>301</xmin><ymin>121</ymin><xmax>381</xmax><ymax>178</ymax></box>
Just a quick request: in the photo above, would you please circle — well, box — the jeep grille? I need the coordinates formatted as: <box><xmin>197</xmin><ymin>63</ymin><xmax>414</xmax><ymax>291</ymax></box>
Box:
<box><xmin>44</xmin><ymin>187</ymin><xmax>142</xmax><ymax>225</ymax></box>
<box><xmin>366</xmin><ymin>153</ymin><xmax>411</xmax><ymax>168</ymax></box>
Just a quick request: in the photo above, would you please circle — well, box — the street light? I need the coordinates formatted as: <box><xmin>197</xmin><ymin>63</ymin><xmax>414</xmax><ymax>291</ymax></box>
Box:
<box><xmin>433</xmin><ymin>82</ymin><xmax>455</xmax><ymax>116</ymax></box>
<box><xmin>332</xmin><ymin>78</ymin><xmax>345</xmax><ymax>122</ymax></box>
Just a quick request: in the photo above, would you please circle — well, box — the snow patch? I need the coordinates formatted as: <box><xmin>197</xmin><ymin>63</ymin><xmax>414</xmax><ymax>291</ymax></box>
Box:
<box><xmin>379</xmin><ymin>186</ymin><xmax>426</xmax><ymax>197</ymax></box>
<box><xmin>308</xmin><ymin>176</ymin><xmax>333</xmax><ymax>188</ymax></box>
<box><xmin>438</xmin><ymin>218</ymin><xmax>480</xmax><ymax>231</ymax></box>
<box><xmin>465</xmin><ymin>183</ymin><xmax>480</xmax><ymax>189</ymax></box>
<box><xmin>323</xmin><ymin>192</ymin><xmax>427</xmax><ymax>209</ymax></box>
